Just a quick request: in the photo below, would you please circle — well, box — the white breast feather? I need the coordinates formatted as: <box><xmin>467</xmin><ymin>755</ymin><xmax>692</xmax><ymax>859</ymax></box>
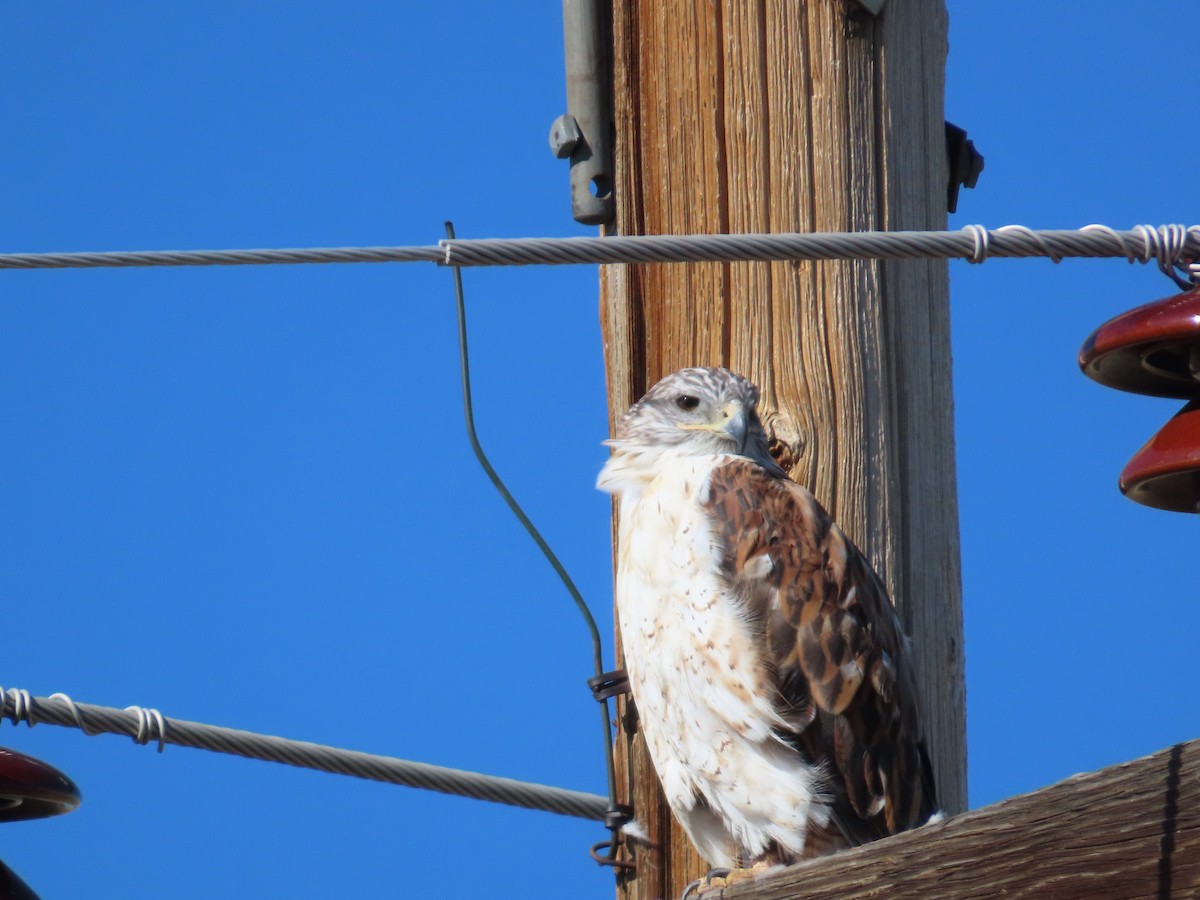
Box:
<box><xmin>600</xmin><ymin>451</ymin><xmax>830</xmax><ymax>867</ymax></box>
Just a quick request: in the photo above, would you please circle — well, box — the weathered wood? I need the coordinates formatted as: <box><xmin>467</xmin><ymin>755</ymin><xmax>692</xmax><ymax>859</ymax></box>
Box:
<box><xmin>599</xmin><ymin>2</ymin><xmax>963</xmax><ymax>898</ymax></box>
<box><xmin>722</xmin><ymin>739</ymin><xmax>1200</xmax><ymax>899</ymax></box>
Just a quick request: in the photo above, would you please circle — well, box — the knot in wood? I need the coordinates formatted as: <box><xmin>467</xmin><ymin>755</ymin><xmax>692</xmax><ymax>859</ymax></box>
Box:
<box><xmin>763</xmin><ymin>411</ymin><xmax>805</xmax><ymax>474</ymax></box>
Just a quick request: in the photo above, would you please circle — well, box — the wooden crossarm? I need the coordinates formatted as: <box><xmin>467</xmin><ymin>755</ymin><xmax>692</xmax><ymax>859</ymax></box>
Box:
<box><xmin>723</xmin><ymin>739</ymin><xmax>1199</xmax><ymax>899</ymax></box>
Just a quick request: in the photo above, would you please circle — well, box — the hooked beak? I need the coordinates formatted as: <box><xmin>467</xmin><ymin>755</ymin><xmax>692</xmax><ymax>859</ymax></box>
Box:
<box><xmin>680</xmin><ymin>401</ymin><xmax>749</xmax><ymax>453</ymax></box>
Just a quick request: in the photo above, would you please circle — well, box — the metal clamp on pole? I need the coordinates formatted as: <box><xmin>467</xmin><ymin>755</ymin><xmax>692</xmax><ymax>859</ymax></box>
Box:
<box><xmin>945</xmin><ymin>121</ymin><xmax>985</xmax><ymax>214</ymax></box>
<box><xmin>551</xmin><ymin>0</ymin><xmax>615</xmax><ymax>226</ymax></box>
<box><xmin>587</xmin><ymin>669</ymin><xmax>629</xmax><ymax>702</ymax></box>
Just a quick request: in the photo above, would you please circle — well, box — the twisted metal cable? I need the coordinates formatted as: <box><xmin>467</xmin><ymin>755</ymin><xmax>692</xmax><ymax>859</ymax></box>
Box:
<box><xmin>0</xmin><ymin>225</ymin><xmax>1197</xmax><ymax>271</ymax></box>
<box><xmin>438</xmin><ymin>226</ymin><xmax>1200</xmax><ymax>268</ymax></box>
<box><xmin>1</xmin><ymin>688</ymin><xmax>608</xmax><ymax>822</ymax></box>
<box><xmin>0</xmin><ymin>245</ymin><xmax>443</xmax><ymax>270</ymax></box>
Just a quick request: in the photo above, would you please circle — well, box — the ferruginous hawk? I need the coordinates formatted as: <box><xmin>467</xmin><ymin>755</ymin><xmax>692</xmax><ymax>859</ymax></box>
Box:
<box><xmin>597</xmin><ymin>367</ymin><xmax>937</xmax><ymax>875</ymax></box>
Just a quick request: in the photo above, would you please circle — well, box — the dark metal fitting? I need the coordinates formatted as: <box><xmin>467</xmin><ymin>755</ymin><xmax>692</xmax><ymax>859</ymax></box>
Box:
<box><xmin>945</xmin><ymin>121</ymin><xmax>985</xmax><ymax>213</ymax></box>
<box><xmin>603</xmin><ymin>802</ymin><xmax>633</xmax><ymax>831</ymax></box>
<box><xmin>588</xmin><ymin>668</ymin><xmax>630</xmax><ymax>701</ymax></box>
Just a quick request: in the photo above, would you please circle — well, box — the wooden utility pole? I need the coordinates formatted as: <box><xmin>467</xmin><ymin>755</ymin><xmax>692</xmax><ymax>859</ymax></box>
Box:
<box><xmin>598</xmin><ymin>2</ymin><xmax>965</xmax><ymax>897</ymax></box>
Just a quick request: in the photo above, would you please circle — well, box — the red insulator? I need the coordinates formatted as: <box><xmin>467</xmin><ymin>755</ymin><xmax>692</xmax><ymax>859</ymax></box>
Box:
<box><xmin>1079</xmin><ymin>285</ymin><xmax>1200</xmax><ymax>397</ymax></box>
<box><xmin>1119</xmin><ymin>398</ymin><xmax>1200</xmax><ymax>513</ymax></box>
<box><xmin>0</xmin><ymin>747</ymin><xmax>80</xmax><ymax>822</ymax></box>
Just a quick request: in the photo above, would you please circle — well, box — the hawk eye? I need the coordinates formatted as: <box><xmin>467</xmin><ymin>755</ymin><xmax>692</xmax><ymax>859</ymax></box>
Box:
<box><xmin>675</xmin><ymin>395</ymin><xmax>701</xmax><ymax>412</ymax></box>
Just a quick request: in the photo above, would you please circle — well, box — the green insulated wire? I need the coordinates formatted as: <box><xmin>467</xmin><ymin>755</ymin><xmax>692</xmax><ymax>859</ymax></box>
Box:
<box><xmin>443</xmin><ymin>222</ymin><xmax>621</xmax><ymax>838</ymax></box>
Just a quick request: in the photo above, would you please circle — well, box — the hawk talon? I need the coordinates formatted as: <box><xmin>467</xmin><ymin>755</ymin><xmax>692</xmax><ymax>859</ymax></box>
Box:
<box><xmin>680</xmin><ymin>867</ymin><xmax>734</xmax><ymax>899</ymax></box>
<box><xmin>705</xmin><ymin>867</ymin><xmax>732</xmax><ymax>884</ymax></box>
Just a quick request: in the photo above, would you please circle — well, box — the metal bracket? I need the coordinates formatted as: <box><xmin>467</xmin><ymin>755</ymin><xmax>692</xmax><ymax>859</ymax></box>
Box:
<box><xmin>945</xmin><ymin>121</ymin><xmax>985</xmax><ymax>214</ymax></box>
<box><xmin>552</xmin><ymin>0</ymin><xmax>615</xmax><ymax>226</ymax></box>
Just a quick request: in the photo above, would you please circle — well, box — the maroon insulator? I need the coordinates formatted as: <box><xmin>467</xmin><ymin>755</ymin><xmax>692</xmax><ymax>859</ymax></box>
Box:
<box><xmin>0</xmin><ymin>747</ymin><xmax>80</xmax><ymax>822</ymax></box>
<box><xmin>1119</xmin><ymin>398</ymin><xmax>1200</xmax><ymax>513</ymax></box>
<box><xmin>1079</xmin><ymin>285</ymin><xmax>1200</xmax><ymax>397</ymax></box>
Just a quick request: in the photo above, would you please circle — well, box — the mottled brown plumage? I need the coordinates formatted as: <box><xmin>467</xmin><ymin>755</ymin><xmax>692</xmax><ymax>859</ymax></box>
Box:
<box><xmin>704</xmin><ymin>458</ymin><xmax>935</xmax><ymax>846</ymax></box>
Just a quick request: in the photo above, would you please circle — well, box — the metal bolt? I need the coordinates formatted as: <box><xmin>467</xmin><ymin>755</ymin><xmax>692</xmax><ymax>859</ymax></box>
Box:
<box><xmin>549</xmin><ymin>114</ymin><xmax>583</xmax><ymax>159</ymax></box>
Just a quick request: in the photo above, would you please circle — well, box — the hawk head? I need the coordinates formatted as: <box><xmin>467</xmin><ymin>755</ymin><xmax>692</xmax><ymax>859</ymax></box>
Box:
<box><xmin>607</xmin><ymin>367</ymin><xmax>784</xmax><ymax>476</ymax></box>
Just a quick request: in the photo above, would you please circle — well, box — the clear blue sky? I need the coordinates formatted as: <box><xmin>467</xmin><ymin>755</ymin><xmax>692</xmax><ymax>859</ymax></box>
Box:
<box><xmin>1</xmin><ymin>3</ymin><xmax>1195</xmax><ymax>897</ymax></box>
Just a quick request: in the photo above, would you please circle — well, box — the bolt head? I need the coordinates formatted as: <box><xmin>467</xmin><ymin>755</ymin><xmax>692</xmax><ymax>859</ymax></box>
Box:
<box><xmin>549</xmin><ymin>114</ymin><xmax>582</xmax><ymax>159</ymax></box>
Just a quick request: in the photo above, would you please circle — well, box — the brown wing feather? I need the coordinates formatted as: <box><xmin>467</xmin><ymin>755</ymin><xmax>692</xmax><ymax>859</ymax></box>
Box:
<box><xmin>704</xmin><ymin>458</ymin><xmax>936</xmax><ymax>846</ymax></box>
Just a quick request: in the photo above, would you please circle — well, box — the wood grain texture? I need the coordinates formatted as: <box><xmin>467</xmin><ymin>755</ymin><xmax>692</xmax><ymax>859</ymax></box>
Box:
<box><xmin>599</xmin><ymin>2</ymin><xmax>963</xmax><ymax>897</ymax></box>
<box><xmin>721</xmin><ymin>739</ymin><xmax>1200</xmax><ymax>899</ymax></box>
